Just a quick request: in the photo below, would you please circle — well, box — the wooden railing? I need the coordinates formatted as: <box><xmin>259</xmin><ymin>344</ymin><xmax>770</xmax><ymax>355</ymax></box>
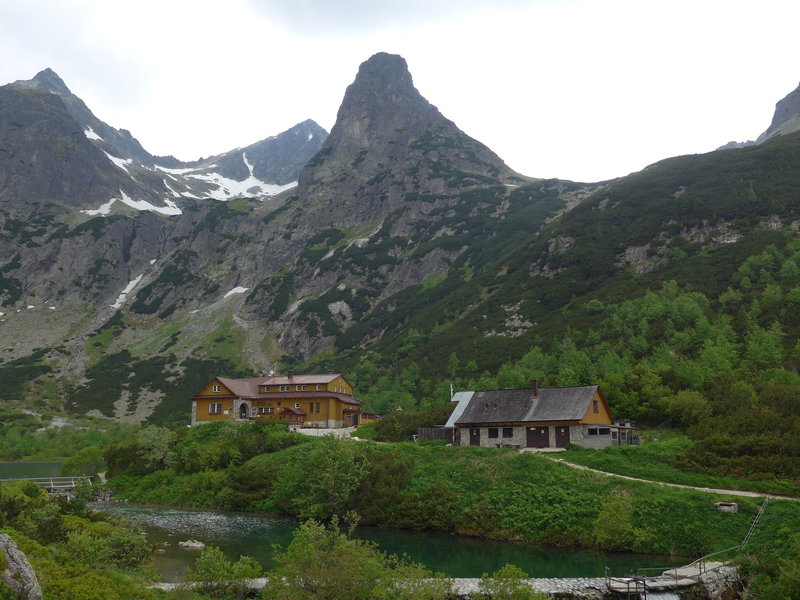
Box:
<box><xmin>0</xmin><ymin>476</ymin><xmax>93</xmax><ymax>490</ymax></box>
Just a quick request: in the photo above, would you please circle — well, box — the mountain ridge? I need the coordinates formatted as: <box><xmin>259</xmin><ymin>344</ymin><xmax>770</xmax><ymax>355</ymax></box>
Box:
<box><xmin>1</xmin><ymin>53</ymin><xmax>800</xmax><ymax>428</ymax></box>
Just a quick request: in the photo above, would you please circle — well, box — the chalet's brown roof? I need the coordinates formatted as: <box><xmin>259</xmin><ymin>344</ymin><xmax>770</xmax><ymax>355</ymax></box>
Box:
<box><xmin>257</xmin><ymin>373</ymin><xmax>346</xmax><ymax>386</ymax></box>
<box><xmin>455</xmin><ymin>386</ymin><xmax>600</xmax><ymax>425</ymax></box>
<box><xmin>216</xmin><ymin>377</ymin><xmax>263</xmax><ymax>398</ymax></box>
<box><xmin>281</xmin><ymin>406</ymin><xmax>307</xmax><ymax>416</ymax></box>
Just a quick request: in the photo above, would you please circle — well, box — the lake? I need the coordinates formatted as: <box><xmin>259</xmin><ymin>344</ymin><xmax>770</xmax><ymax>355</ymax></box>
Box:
<box><xmin>0</xmin><ymin>461</ymin><xmax>62</xmax><ymax>478</ymax></box>
<box><xmin>90</xmin><ymin>502</ymin><xmax>685</xmax><ymax>582</ymax></box>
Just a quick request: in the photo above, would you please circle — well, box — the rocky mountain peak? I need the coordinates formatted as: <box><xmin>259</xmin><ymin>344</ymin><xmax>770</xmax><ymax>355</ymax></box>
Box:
<box><xmin>319</xmin><ymin>52</ymin><xmax>438</xmax><ymax>157</ymax></box>
<box><xmin>757</xmin><ymin>81</ymin><xmax>800</xmax><ymax>143</ymax></box>
<box><xmin>298</xmin><ymin>51</ymin><xmax>513</xmax><ymax>204</ymax></box>
<box><xmin>30</xmin><ymin>67</ymin><xmax>72</xmax><ymax>95</ymax></box>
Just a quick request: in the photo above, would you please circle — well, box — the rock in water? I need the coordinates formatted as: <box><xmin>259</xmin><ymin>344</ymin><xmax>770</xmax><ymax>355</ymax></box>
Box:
<box><xmin>0</xmin><ymin>533</ymin><xmax>43</xmax><ymax>600</ymax></box>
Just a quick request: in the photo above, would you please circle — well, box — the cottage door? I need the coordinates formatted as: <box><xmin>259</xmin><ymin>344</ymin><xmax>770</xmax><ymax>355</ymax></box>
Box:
<box><xmin>526</xmin><ymin>426</ymin><xmax>549</xmax><ymax>448</ymax></box>
<box><xmin>239</xmin><ymin>403</ymin><xmax>248</xmax><ymax>419</ymax></box>
<box><xmin>555</xmin><ymin>426</ymin><xmax>570</xmax><ymax>448</ymax></box>
<box><xmin>469</xmin><ymin>428</ymin><xmax>480</xmax><ymax>446</ymax></box>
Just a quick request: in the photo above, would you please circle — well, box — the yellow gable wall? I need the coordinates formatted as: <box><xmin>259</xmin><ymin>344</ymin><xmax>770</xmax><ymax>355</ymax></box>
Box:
<box><xmin>195</xmin><ymin>379</ymin><xmax>234</xmax><ymax>396</ymax></box>
<box><xmin>580</xmin><ymin>389</ymin><xmax>613</xmax><ymax>425</ymax></box>
<box><xmin>325</xmin><ymin>376</ymin><xmax>352</xmax><ymax>395</ymax></box>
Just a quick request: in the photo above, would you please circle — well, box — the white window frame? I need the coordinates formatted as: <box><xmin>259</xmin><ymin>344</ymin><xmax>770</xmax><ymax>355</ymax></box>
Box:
<box><xmin>209</xmin><ymin>403</ymin><xmax>222</xmax><ymax>414</ymax></box>
<box><xmin>212</xmin><ymin>385</ymin><xmax>221</xmax><ymax>392</ymax></box>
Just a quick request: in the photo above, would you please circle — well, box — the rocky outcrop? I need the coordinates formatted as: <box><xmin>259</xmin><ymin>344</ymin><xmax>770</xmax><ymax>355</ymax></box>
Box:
<box><xmin>757</xmin><ymin>81</ymin><xmax>800</xmax><ymax>143</ymax></box>
<box><xmin>0</xmin><ymin>533</ymin><xmax>43</xmax><ymax>600</ymax></box>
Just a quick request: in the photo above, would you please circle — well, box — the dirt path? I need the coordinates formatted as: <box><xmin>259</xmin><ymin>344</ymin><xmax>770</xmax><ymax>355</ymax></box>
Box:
<box><xmin>543</xmin><ymin>456</ymin><xmax>800</xmax><ymax>501</ymax></box>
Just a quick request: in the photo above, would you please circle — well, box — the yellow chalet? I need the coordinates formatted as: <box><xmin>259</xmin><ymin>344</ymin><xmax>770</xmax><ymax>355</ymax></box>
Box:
<box><xmin>191</xmin><ymin>372</ymin><xmax>362</xmax><ymax>428</ymax></box>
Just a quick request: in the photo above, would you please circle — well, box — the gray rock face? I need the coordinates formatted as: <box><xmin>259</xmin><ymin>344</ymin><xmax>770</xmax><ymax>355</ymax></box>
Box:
<box><xmin>757</xmin><ymin>81</ymin><xmax>800</xmax><ymax>143</ymax></box>
<box><xmin>0</xmin><ymin>533</ymin><xmax>43</xmax><ymax>600</ymax></box>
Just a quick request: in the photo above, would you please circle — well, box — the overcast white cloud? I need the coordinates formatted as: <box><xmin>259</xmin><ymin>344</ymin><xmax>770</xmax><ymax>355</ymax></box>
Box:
<box><xmin>1</xmin><ymin>0</ymin><xmax>798</xmax><ymax>182</ymax></box>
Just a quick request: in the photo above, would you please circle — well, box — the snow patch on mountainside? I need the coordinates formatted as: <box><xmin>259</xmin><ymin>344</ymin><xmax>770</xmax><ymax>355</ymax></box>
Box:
<box><xmin>103</xmin><ymin>150</ymin><xmax>133</xmax><ymax>173</ymax></box>
<box><xmin>84</xmin><ymin>127</ymin><xmax>103</xmax><ymax>141</ymax></box>
<box><xmin>223</xmin><ymin>286</ymin><xmax>249</xmax><ymax>298</ymax></box>
<box><xmin>82</xmin><ymin>190</ymin><xmax>182</xmax><ymax>216</ymax></box>
<box><xmin>185</xmin><ymin>159</ymin><xmax>297</xmax><ymax>200</ymax></box>
<box><xmin>155</xmin><ymin>158</ymin><xmax>296</xmax><ymax>201</ymax></box>
<box><xmin>111</xmin><ymin>274</ymin><xmax>144</xmax><ymax>308</ymax></box>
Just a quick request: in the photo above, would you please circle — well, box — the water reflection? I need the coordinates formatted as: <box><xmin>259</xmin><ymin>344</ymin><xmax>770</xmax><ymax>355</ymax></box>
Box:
<box><xmin>91</xmin><ymin>503</ymin><xmax>684</xmax><ymax>582</ymax></box>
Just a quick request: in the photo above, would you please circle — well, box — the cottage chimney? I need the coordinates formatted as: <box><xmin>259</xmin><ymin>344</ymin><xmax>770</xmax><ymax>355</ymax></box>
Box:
<box><xmin>287</xmin><ymin>370</ymin><xmax>294</xmax><ymax>380</ymax></box>
<box><xmin>531</xmin><ymin>378</ymin><xmax>540</xmax><ymax>399</ymax></box>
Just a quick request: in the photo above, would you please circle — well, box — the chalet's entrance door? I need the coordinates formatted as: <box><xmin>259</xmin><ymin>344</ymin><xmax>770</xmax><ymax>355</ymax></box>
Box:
<box><xmin>469</xmin><ymin>428</ymin><xmax>480</xmax><ymax>446</ymax></box>
<box><xmin>239</xmin><ymin>403</ymin><xmax>248</xmax><ymax>419</ymax></box>
<box><xmin>555</xmin><ymin>426</ymin><xmax>570</xmax><ymax>448</ymax></box>
<box><xmin>526</xmin><ymin>426</ymin><xmax>549</xmax><ymax>448</ymax></box>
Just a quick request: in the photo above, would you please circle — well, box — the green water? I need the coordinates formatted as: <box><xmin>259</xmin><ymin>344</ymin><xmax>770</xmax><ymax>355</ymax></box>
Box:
<box><xmin>91</xmin><ymin>503</ymin><xmax>685</xmax><ymax>582</ymax></box>
<box><xmin>0</xmin><ymin>461</ymin><xmax>62</xmax><ymax>478</ymax></box>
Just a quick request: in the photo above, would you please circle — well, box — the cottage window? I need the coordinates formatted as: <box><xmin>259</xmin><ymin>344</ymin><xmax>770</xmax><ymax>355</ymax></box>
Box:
<box><xmin>593</xmin><ymin>400</ymin><xmax>599</xmax><ymax>413</ymax></box>
<box><xmin>599</xmin><ymin>428</ymin><xmax>611</xmax><ymax>435</ymax></box>
<box><xmin>611</xmin><ymin>431</ymin><xmax>618</xmax><ymax>440</ymax></box>
<box><xmin>295</xmin><ymin>403</ymin><xmax>301</xmax><ymax>409</ymax></box>
<box><xmin>209</xmin><ymin>403</ymin><xmax>222</xmax><ymax>414</ymax></box>
<box><xmin>316</xmin><ymin>385</ymin><xmax>322</xmax><ymax>391</ymax></box>
<box><xmin>587</xmin><ymin>428</ymin><xmax>598</xmax><ymax>436</ymax></box>
<box><xmin>488</xmin><ymin>428</ymin><xmax>499</xmax><ymax>438</ymax></box>
<box><xmin>212</xmin><ymin>385</ymin><xmax>221</xmax><ymax>392</ymax></box>
<box><xmin>502</xmin><ymin>427</ymin><xmax>513</xmax><ymax>438</ymax></box>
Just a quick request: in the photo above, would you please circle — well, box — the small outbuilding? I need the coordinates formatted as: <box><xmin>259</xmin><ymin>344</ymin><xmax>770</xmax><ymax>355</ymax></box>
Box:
<box><xmin>446</xmin><ymin>380</ymin><xmax>638</xmax><ymax>449</ymax></box>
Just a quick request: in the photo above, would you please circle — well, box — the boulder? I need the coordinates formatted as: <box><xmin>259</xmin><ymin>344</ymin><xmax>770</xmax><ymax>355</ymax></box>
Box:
<box><xmin>0</xmin><ymin>533</ymin><xmax>43</xmax><ymax>600</ymax></box>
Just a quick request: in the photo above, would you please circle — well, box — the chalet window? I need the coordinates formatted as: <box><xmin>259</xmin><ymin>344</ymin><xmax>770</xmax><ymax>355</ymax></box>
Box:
<box><xmin>209</xmin><ymin>403</ymin><xmax>222</xmax><ymax>414</ymax></box>
<box><xmin>277</xmin><ymin>402</ymin><xmax>282</xmax><ymax>406</ymax></box>
<box><xmin>279</xmin><ymin>385</ymin><xmax>290</xmax><ymax>392</ymax></box>
<box><xmin>593</xmin><ymin>400</ymin><xmax>599</xmax><ymax>413</ymax></box>
<box><xmin>488</xmin><ymin>428</ymin><xmax>499</xmax><ymax>438</ymax></box>
<box><xmin>295</xmin><ymin>403</ymin><xmax>301</xmax><ymax>409</ymax></box>
<box><xmin>212</xmin><ymin>385</ymin><xmax>221</xmax><ymax>392</ymax></box>
<box><xmin>599</xmin><ymin>428</ymin><xmax>611</xmax><ymax>435</ymax></box>
<box><xmin>316</xmin><ymin>385</ymin><xmax>322</xmax><ymax>391</ymax></box>
<box><xmin>260</xmin><ymin>407</ymin><xmax>274</xmax><ymax>414</ymax></box>
<box><xmin>587</xmin><ymin>428</ymin><xmax>598</xmax><ymax>436</ymax></box>
<box><xmin>263</xmin><ymin>386</ymin><xmax>270</xmax><ymax>392</ymax></box>
<box><xmin>502</xmin><ymin>427</ymin><xmax>513</xmax><ymax>438</ymax></box>
<box><xmin>611</xmin><ymin>431</ymin><xmax>618</xmax><ymax>440</ymax></box>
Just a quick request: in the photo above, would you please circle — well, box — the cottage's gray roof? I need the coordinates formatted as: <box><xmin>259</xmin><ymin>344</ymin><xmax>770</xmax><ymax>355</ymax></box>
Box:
<box><xmin>444</xmin><ymin>391</ymin><xmax>474</xmax><ymax>428</ymax></box>
<box><xmin>455</xmin><ymin>386</ymin><xmax>599</xmax><ymax>425</ymax></box>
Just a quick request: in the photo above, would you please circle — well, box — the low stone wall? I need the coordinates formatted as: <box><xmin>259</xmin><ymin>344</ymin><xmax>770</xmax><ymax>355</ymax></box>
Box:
<box><xmin>153</xmin><ymin>568</ymin><xmax>742</xmax><ymax>599</ymax></box>
<box><xmin>451</xmin><ymin>577</ymin><xmax>608</xmax><ymax>598</ymax></box>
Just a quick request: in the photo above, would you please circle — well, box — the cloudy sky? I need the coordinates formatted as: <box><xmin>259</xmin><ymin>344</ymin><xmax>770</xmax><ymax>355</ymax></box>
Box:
<box><xmin>1</xmin><ymin>0</ymin><xmax>798</xmax><ymax>182</ymax></box>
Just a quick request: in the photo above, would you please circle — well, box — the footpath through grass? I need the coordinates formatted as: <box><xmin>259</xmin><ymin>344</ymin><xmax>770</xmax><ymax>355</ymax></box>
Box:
<box><xmin>558</xmin><ymin>432</ymin><xmax>800</xmax><ymax>498</ymax></box>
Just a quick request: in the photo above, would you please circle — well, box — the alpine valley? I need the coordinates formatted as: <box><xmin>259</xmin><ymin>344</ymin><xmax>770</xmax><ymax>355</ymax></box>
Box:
<box><xmin>3</xmin><ymin>53</ymin><xmax>800</xmax><ymax>429</ymax></box>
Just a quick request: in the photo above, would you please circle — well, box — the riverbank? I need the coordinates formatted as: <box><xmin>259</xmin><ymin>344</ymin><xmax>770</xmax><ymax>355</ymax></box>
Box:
<box><xmin>150</xmin><ymin>565</ymin><xmax>742</xmax><ymax>599</ymax></box>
